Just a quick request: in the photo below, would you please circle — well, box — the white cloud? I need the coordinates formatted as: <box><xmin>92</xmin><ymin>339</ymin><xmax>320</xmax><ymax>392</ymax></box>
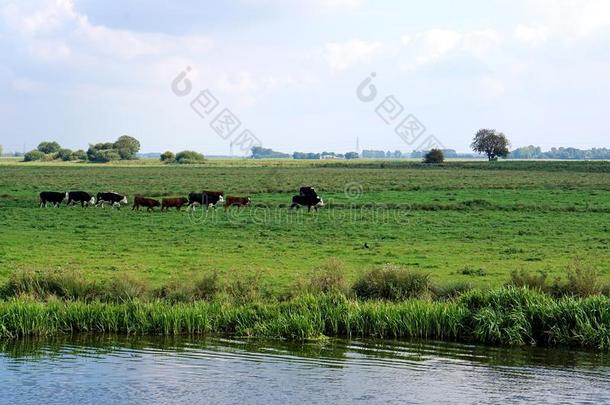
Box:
<box><xmin>324</xmin><ymin>39</ymin><xmax>383</xmax><ymax>70</ymax></box>
<box><xmin>402</xmin><ymin>29</ymin><xmax>501</xmax><ymax>66</ymax></box>
<box><xmin>514</xmin><ymin>24</ymin><xmax>550</xmax><ymax>47</ymax></box>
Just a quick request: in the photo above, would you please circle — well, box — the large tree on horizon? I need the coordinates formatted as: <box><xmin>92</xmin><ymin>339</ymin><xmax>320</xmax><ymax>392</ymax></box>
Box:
<box><xmin>471</xmin><ymin>129</ymin><xmax>510</xmax><ymax>161</ymax></box>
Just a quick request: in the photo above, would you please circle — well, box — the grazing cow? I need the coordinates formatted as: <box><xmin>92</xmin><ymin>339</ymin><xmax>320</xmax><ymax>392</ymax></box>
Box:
<box><xmin>39</xmin><ymin>191</ymin><xmax>67</xmax><ymax>207</ymax></box>
<box><xmin>224</xmin><ymin>196</ymin><xmax>251</xmax><ymax>211</ymax></box>
<box><xmin>300</xmin><ymin>186</ymin><xmax>318</xmax><ymax>197</ymax></box>
<box><xmin>187</xmin><ymin>191</ymin><xmax>224</xmax><ymax>209</ymax></box>
<box><xmin>290</xmin><ymin>194</ymin><xmax>324</xmax><ymax>212</ymax></box>
<box><xmin>96</xmin><ymin>192</ymin><xmax>128</xmax><ymax>208</ymax></box>
<box><xmin>67</xmin><ymin>191</ymin><xmax>95</xmax><ymax>207</ymax></box>
<box><xmin>161</xmin><ymin>197</ymin><xmax>189</xmax><ymax>211</ymax></box>
<box><xmin>132</xmin><ymin>195</ymin><xmax>160</xmax><ymax>211</ymax></box>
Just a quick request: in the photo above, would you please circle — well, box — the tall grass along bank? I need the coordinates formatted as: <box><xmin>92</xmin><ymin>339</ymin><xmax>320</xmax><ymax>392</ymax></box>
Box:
<box><xmin>1</xmin><ymin>288</ymin><xmax>610</xmax><ymax>350</ymax></box>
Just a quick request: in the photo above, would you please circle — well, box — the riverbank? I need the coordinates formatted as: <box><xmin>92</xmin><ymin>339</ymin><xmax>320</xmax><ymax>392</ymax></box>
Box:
<box><xmin>1</xmin><ymin>287</ymin><xmax>609</xmax><ymax>349</ymax></box>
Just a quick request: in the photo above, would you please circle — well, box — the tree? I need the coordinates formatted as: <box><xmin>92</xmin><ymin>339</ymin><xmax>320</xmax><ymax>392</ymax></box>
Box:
<box><xmin>23</xmin><ymin>150</ymin><xmax>45</xmax><ymax>162</ymax></box>
<box><xmin>175</xmin><ymin>150</ymin><xmax>205</xmax><ymax>164</ymax></box>
<box><xmin>37</xmin><ymin>141</ymin><xmax>61</xmax><ymax>154</ymax></box>
<box><xmin>113</xmin><ymin>135</ymin><xmax>141</xmax><ymax>160</ymax></box>
<box><xmin>56</xmin><ymin>148</ymin><xmax>74</xmax><ymax>161</ymax></box>
<box><xmin>0</xmin><ymin>144</ymin><xmax>3</xmax><ymax>156</ymax></box>
<box><xmin>345</xmin><ymin>152</ymin><xmax>359</xmax><ymax>159</ymax></box>
<box><xmin>160</xmin><ymin>151</ymin><xmax>175</xmax><ymax>163</ymax></box>
<box><xmin>471</xmin><ymin>129</ymin><xmax>510</xmax><ymax>161</ymax></box>
<box><xmin>423</xmin><ymin>149</ymin><xmax>444</xmax><ymax>164</ymax></box>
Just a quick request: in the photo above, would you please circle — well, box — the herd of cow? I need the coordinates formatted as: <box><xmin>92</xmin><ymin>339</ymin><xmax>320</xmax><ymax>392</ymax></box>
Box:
<box><xmin>38</xmin><ymin>187</ymin><xmax>325</xmax><ymax>212</ymax></box>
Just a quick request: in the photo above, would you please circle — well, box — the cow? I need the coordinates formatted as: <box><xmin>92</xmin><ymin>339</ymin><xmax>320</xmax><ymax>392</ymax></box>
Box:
<box><xmin>96</xmin><ymin>192</ymin><xmax>128</xmax><ymax>208</ymax></box>
<box><xmin>290</xmin><ymin>194</ymin><xmax>324</xmax><ymax>212</ymax></box>
<box><xmin>300</xmin><ymin>186</ymin><xmax>318</xmax><ymax>197</ymax></box>
<box><xmin>39</xmin><ymin>191</ymin><xmax>67</xmax><ymax>207</ymax></box>
<box><xmin>132</xmin><ymin>195</ymin><xmax>161</xmax><ymax>211</ymax></box>
<box><xmin>187</xmin><ymin>191</ymin><xmax>224</xmax><ymax>209</ymax></box>
<box><xmin>224</xmin><ymin>196</ymin><xmax>251</xmax><ymax>211</ymax></box>
<box><xmin>67</xmin><ymin>191</ymin><xmax>96</xmax><ymax>207</ymax></box>
<box><xmin>161</xmin><ymin>197</ymin><xmax>189</xmax><ymax>211</ymax></box>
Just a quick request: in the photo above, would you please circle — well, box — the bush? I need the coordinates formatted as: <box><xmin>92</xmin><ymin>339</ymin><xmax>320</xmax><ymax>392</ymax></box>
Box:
<box><xmin>160</xmin><ymin>151</ymin><xmax>175</xmax><ymax>163</ymax></box>
<box><xmin>423</xmin><ymin>148</ymin><xmax>444</xmax><ymax>164</ymax></box>
<box><xmin>71</xmin><ymin>149</ymin><xmax>87</xmax><ymax>160</ymax></box>
<box><xmin>175</xmin><ymin>150</ymin><xmax>205</xmax><ymax>164</ymax></box>
<box><xmin>56</xmin><ymin>148</ymin><xmax>74</xmax><ymax>161</ymax></box>
<box><xmin>23</xmin><ymin>150</ymin><xmax>46</xmax><ymax>162</ymax></box>
<box><xmin>352</xmin><ymin>265</ymin><xmax>431</xmax><ymax>300</ymax></box>
<box><xmin>87</xmin><ymin>148</ymin><xmax>121</xmax><ymax>163</ymax></box>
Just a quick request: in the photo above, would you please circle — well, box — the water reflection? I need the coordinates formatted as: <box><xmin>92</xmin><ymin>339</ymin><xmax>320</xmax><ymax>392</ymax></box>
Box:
<box><xmin>1</xmin><ymin>336</ymin><xmax>609</xmax><ymax>404</ymax></box>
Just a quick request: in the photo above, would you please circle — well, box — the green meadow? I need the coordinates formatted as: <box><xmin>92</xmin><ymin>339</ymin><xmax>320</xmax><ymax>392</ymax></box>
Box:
<box><xmin>1</xmin><ymin>159</ymin><xmax>609</xmax><ymax>294</ymax></box>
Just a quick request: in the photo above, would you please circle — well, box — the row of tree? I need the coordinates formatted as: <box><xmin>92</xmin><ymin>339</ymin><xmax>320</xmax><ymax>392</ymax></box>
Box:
<box><xmin>22</xmin><ymin>136</ymin><xmax>141</xmax><ymax>163</ymax></box>
<box><xmin>511</xmin><ymin>146</ymin><xmax>610</xmax><ymax>160</ymax></box>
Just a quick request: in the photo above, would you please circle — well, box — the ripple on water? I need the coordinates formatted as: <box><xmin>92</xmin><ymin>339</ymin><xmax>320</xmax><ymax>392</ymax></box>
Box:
<box><xmin>1</xmin><ymin>336</ymin><xmax>609</xmax><ymax>404</ymax></box>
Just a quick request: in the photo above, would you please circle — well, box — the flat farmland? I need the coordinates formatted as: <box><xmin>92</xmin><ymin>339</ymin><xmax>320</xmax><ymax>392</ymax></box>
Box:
<box><xmin>0</xmin><ymin>160</ymin><xmax>608</xmax><ymax>294</ymax></box>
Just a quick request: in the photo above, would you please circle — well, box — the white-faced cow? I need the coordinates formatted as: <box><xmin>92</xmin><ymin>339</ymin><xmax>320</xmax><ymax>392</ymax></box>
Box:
<box><xmin>39</xmin><ymin>191</ymin><xmax>67</xmax><ymax>207</ymax></box>
<box><xmin>290</xmin><ymin>194</ymin><xmax>324</xmax><ymax>212</ymax></box>
<box><xmin>96</xmin><ymin>192</ymin><xmax>128</xmax><ymax>208</ymax></box>
<box><xmin>67</xmin><ymin>191</ymin><xmax>96</xmax><ymax>207</ymax></box>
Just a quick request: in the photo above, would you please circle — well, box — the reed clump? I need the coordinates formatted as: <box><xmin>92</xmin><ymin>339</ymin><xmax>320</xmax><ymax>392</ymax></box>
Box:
<box><xmin>1</xmin><ymin>288</ymin><xmax>610</xmax><ymax>349</ymax></box>
<box><xmin>352</xmin><ymin>265</ymin><xmax>431</xmax><ymax>300</ymax></box>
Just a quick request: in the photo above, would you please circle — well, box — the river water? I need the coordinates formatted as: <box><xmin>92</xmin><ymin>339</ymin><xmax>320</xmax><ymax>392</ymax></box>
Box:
<box><xmin>1</xmin><ymin>336</ymin><xmax>609</xmax><ymax>404</ymax></box>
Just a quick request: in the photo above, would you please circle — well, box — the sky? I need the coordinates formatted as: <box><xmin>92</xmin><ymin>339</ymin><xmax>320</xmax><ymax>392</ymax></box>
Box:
<box><xmin>1</xmin><ymin>0</ymin><xmax>609</xmax><ymax>155</ymax></box>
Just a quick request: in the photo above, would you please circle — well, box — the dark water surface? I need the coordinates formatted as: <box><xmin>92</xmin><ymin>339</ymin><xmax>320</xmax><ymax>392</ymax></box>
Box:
<box><xmin>1</xmin><ymin>336</ymin><xmax>609</xmax><ymax>404</ymax></box>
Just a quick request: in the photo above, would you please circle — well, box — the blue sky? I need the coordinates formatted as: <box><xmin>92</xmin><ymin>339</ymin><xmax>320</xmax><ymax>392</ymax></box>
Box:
<box><xmin>1</xmin><ymin>0</ymin><xmax>609</xmax><ymax>154</ymax></box>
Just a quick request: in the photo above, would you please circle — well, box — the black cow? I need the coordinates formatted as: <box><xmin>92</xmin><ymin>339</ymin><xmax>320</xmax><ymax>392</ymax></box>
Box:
<box><xmin>300</xmin><ymin>186</ymin><xmax>318</xmax><ymax>197</ymax></box>
<box><xmin>96</xmin><ymin>192</ymin><xmax>128</xmax><ymax>208</ymax></box>
<box><xmin>290</xmin><ymin>194</ymin><xmax>324</xmax><ymax>212</ymax></box>
<box><xmin>39</xmin><ymin>191</ymin><xmax>67</xmax><ymax>207</ymax></box>
<box><xmin>67</xmin><ymin>191</ymin><xmax>96</xmax><ymax>207</ymax></box>
<box><xmin>187</xmin><ymin>191</ymin><xmax>224</xmax><ymax>209</ymax></box>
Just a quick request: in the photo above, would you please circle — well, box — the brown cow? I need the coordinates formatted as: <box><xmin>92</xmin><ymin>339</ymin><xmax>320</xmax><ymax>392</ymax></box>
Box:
<box><xmin>132</xmin><ymin>195</ymin><xmax>160</xmax><ymax>211</ymax></box>
<box><xmin>224</xmin><ymin>196</ymin><xmax>251</xmax><ymax>211</ymax></box>
<box><xmin>161</xmin><ymin>197</ymin><xmax>188</xmax><ymax>211</ymax></box>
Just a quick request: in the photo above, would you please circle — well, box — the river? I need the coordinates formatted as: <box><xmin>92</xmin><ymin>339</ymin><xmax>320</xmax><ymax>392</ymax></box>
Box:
<box><xmin>1</xmin><ymin>336</ymin><xmax>609</xmax><ymax>404</ymax></box>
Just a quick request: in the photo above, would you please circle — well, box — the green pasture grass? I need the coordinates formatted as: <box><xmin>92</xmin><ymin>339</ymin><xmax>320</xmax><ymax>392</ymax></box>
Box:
<box><xmin>0</xmin><ymin>160</ymin><xmax>608</xmax><ymax>292</ymax></box>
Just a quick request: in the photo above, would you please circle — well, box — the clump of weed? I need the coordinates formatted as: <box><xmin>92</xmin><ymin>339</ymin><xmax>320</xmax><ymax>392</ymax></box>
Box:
<box><xmin>1</xmin><ymin>269</ymin><xmax>101</xmax><ymax>301</ymax></box>
<box><xmin>432</xmin><ymin>282</ymin><xmax>473</xmax><ymax>301</ymax></box>
<box><xmin>352</xmin><ymin>264</ymin><xmax>431</xmax><ymax>300</ymax></box>
<box><xmin>103</xmin><ymin>275</ymin><xmax>149</xmax><ymax>302</ymax></box>
<box><xmin>306</xmin><ymin>258</ymin><xmax>349</xmax><ymax>294</ymax></box>
<box><xmin>509</xmin><ymin>268</ymin><xmax>548</xmax><ymax>292</ymax></box>
<box><xmin>225</xmin><ymin>272</ymin><xmax>268</xmax><ymax>304</ymax></box>
<box><xmin>460</xmin><ymin>266</ymin><xmax>487</xmax><ymax>277</ymax></box>
<box><xmin>560</xmin><ymin>259</ymin><xmax>603</xmax><ymax>297</ymax></box>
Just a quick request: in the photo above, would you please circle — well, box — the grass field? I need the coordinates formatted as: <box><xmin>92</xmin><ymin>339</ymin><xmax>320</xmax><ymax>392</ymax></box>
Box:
<box><xmin>1</xmin><ymin>159</ymin><xmax>609</xmax><ymax>295</ymax></box>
